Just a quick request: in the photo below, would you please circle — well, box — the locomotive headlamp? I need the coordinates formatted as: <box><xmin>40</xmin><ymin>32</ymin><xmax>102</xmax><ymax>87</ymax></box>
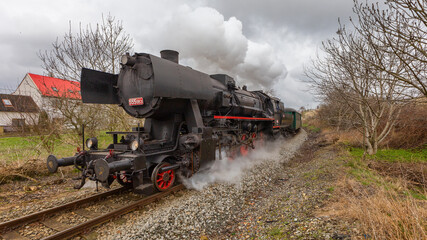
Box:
<box><xmin>130</xmin><ymin>140</ymin><xmax>139</xmax><ymax>151</ymax></box>
<box><xmin>86</xmin><ymin>137</ymin><xmax>98</xmax><ymax>150</ymax></box>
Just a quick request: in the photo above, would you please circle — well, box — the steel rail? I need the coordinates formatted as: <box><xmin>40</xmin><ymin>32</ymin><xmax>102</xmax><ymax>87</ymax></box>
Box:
<box><xmin>0</xmin><ymin>186</ymin><xmax>129</xmax><ymax>232</ymax></box>
<box><xmin>42</xmin><ymin>184</ymin><xmax>185</xmax><ymax>240</ymax></box>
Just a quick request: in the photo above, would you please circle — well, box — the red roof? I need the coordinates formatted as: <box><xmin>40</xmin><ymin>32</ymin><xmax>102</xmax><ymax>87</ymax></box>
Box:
<box><xmin>28</xmin><ymin>73</ymin><xmax>81</xmax><ymax>99</ymax></box>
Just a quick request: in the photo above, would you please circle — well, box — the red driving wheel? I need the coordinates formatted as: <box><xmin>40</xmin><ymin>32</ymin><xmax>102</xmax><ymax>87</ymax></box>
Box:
<box><xmin>240</xmin><ymin>134</ymin><xmax>249</xmax><ymax>156</ymax></box>
<box><xmin>152</xmin><ymin>162</ymin><xmax>176</xmax><ymax>191</ymax></box>
<box><xmin>251</xmin><ymin>132</ymin><xmax>258</xmax><ymax>149</ymax></box>
<box><xmin>256</xmin><ymin>132</ymin><xmax>265</xmax><ymax>148</ymax></box>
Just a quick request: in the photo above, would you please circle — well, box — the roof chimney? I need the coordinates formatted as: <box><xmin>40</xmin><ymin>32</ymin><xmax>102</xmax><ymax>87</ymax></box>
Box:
<box><xmin>160</xmin><ymin>50</ymin><xmax>179</xmax><ymax>64</ymax></box>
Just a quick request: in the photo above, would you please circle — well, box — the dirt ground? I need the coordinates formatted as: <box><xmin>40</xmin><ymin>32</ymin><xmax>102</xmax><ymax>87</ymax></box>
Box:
<box><xmin>2</xmin><ymin>130</ymin><xmax>423</xmax><ymax>239</ymax></box>
<box><xmin>0</xmin><ymin>131</ymin><xmax>352</xmax><ymax>240</ymax></box>
<box><xmin>214</xmin><ymin>132</ymin><xmax>355</xmax><ymax>239</ymax></box>
<box><xmin>0</xmin><ymin>166</ymin><xmax>119</xmax><ymax>222</ymax></box>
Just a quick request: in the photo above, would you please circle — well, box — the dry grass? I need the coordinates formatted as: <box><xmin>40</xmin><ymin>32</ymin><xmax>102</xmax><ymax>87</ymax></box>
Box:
<box><xmin>336</xmin><ymin>178</ymin><xmax>427</xmax><ymax>240</ymax></box>
<box><xmin>318</xmin><ymin>145</ymin><xmax>427</xmax><ymax>240</ymax></box>
<box><xmin>308</xmin><ymin>102</ymin><xmax>427</xmax><ymax>239</ymax></box>
<box><xmin>305</xmin><ymin>102</ymin><xmax>427</xmax><ymax>149</ymax></box>
<box><xmin>368</xmin><ymin>161</ymin><xmax>427</xmax><ymax>188</ymax></box>
<box><xmin>0</xmin><ymin>158</ymin><xmax>48</xmax><ymax>184</ymax></box>
<box><xmin>321</xmin><ymin>128</ymin><xmax>362</xmax><ymax>147</ymax></box>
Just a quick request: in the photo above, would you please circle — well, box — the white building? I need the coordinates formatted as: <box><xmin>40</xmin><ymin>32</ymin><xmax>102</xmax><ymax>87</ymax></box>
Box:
<box><xmin>0</xmin><ymin>94</ymin><xmax>39</xmax><ymax>132</ymax></box>
<box><xmin>13</xmin><ymin>73</ymin><xmax>81</xmax><ymax>118</ymax></box>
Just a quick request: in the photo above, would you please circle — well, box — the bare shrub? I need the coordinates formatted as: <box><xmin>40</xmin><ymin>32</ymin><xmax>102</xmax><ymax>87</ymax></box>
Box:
<box><xmin>384</xmin><ymin>101</ymin><xmax>427</xmax><ymax>149</ymax></box>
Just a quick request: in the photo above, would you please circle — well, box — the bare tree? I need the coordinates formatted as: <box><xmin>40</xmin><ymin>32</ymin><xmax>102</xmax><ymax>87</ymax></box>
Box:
<box><xmin>38</xmin><ymin>14</ymin><xmax>135</xmax><ymax>143</ymax></box>
<box><xmin>350</xmin><ymin>0</ymin><xmax>427</xmax><ymax>97</ymax></box>
<box><xmin>39</xmin><ymin>14</ymin><xmax>133</xmax><ymax>80</ymax></box>
<box><xmin>304</xmin><ymin>0</ymin><xmax>427</xmax><ymax>154</ymax></box>
<box><xmin>47</xmin><ymin>95</ymin><xmax>102</xmax><ymax>143</ymax></box>
<box><xmin>316</xmin><ymin>89</ymin><xmax>356</xmax><ymax>131</ymax></box>
<box><xmin>306</xmin><ymin>26</ymin><xmax>404</xmax><ymax>154</ymax></box>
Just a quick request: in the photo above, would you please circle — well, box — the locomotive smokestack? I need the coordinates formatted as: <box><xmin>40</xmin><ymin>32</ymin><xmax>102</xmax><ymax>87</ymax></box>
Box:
<box><xmin>160</xmin><ymin>50</ymin><xmax>179</xmax><ymax>64</ymax></box>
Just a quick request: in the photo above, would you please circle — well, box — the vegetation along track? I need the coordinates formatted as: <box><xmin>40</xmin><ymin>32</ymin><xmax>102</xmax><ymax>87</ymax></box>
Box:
<box><xmin>0</xmin><ymin>184</ymin><xmax>184</xmax><ymax>239</ymax></box>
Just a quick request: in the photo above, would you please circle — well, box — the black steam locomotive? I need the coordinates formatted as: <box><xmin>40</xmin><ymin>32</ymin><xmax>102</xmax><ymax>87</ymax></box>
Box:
<box><xmin>46</xmin><ymin>50</ymin><xmax>301</xmax><ymax>192</ymax></box>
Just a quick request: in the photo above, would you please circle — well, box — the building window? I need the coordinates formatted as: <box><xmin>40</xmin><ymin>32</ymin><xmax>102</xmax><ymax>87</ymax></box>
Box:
<box><xmin>2</xmin><ymin>99</ymin><xmax>12</xmax><ymax>107</ymax></box>
<box><xmin>52</xmin><ymin>87</ymin><xmax>59</xmax><ymax>92</ymax></box>
<box><xmin>12</xmin><ymin>118</ymin><xmax>25</xmax><ymax>127</ymax></box>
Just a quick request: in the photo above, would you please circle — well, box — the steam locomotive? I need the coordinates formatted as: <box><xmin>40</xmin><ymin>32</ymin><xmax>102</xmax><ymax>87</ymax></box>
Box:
<box><xmin>46</xmin><ymin>50</ymin><xmax>301</xmax><ymax>192</ymax></box>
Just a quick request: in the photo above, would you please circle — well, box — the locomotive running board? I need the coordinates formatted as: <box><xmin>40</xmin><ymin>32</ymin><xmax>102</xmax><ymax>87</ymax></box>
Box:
<box><xmin>214</xmin><ymin>116</ymin><xmax>274</xmax><ymax>121</ymax></box>
<box><xmin>81</xmin><ymin>68</ymin><xmax>120</xmax><ymax>104</ymax></box>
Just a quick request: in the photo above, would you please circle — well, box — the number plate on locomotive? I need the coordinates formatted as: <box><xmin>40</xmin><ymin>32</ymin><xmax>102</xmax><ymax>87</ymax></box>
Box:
<box><xmin>129</xmin><ymin>97</ymin><xmax>144</xmax><ymax>106</ymax></box>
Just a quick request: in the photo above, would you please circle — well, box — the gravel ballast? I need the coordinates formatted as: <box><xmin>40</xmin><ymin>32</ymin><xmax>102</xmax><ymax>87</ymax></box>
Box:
<box><xmin>97</xmin><ymin>130</ymin><xmax>311</xmax><ymax>239</ymax></box>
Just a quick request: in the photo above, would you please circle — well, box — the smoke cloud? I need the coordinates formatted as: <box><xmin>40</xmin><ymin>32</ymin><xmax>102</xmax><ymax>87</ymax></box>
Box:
<box><xmin>140</xmin><ymin>5</ymin><xmax>286</xmax><ymax>90</ymax></box>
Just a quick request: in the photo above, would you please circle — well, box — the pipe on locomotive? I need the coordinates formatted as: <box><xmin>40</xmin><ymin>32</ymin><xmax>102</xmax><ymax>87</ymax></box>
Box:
<box><xmin>46</xmin><ymin>155</ymin><xmax>81</xmax><ymax>173</ymax></box>
<box><xmin>94</xmin><ymin>158</ymin><xmax>133</xmax><ymax>182</ymax></box>
<box><xmin>160</xmin><ymin>50</ymin><xmax>179</xmax><ymax>64</ymax></box>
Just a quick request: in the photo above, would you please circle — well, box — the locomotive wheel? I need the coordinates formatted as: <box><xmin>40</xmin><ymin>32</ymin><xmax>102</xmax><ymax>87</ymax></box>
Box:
<box><xmin>251</xmin><ymin>133</ymin><xmax>257</xmax><ymax>148</ymax></box>
<box><xmin>254</xmin><ymin>132</ymin><xmax>265</xmax><ymax>148</ymax></box>
<box><xmin>183</xmin><ymin>150</ymin><xmax>200</xmax><ymax>178</ymax></box>
<box><xmin>240</xmin><ymin>134</ymin><xmax>249</xmax><ymax>156</ymax></box>
<box><xmin>151</xmin><ymin>162</ymin><xmax>176</xmax><ymax>191</ymax></box>
<box><xmin>191</xmin><ymin>150</ymin><xmax>200</xmax><ymax>174</ymax></box>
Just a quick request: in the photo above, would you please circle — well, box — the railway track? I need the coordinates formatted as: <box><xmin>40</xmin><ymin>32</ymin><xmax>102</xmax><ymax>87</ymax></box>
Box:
<box><xmin>0</xmin><ymin>184</ymin><xmax>184</xmax><ymax>240</ymax></box>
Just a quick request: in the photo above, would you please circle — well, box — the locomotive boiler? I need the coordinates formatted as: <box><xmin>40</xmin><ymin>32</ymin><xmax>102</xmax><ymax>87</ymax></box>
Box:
<box><xmin>46</xmin><ymin>50</ymin><xmax>301</xmax><ymax>192</ymax></box>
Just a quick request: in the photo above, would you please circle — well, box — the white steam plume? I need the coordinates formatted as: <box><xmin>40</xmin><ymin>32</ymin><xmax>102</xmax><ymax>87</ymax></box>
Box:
<box><xmin>139</xmin><ymin>5</ymin><xmax>286</xmax><ymax>90</ymax></box>
<box><xmin>181</xmin><ymin>137</ymin><xmax>292</xmax><ymax>191</ymax></box>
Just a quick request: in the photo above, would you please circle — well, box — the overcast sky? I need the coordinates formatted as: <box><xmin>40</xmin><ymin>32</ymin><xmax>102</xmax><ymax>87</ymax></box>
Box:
<box><xmin>0</xmin><ymin>0</ymin><xmax>355</xmax><ymax>109</ymax></box>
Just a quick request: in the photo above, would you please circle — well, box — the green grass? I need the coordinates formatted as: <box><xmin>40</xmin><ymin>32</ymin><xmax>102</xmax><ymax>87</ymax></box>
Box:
<box><xmin>406</xmin><ymin>189</ymin><xmax>427</xmax><ymax>200</ymax></box>
<box><xmin>0</xmin><ymin>135</ymin><xmax>42</xmax><ymax>163</ymax></box>
<box><xmin>345</xmin><ymin>148</ymin><xmax>427</xmax><ymax>200</ymax></box>
<box><xmin>0</xmin><ymin>131</ymin><xmax>113</xmax><ymax>164</ymax></box>
<box><xmin>344</xmin><ymin>155</ymin><xmax>393</xmax><ymax>187</ymax></box>
<box><xmin>302</xmin><ymin>123</ymin><xmax>321</xmax><ymax>133</ymax></box>
<box><xmin>268</xmin><ymin>227</ymin><xmax>282</xmax><ymax>236</ymax></box>
<box><xmin>348</xmin><ymin>147</ymin><xmax>427</xmax><ymax>163</ymax></box>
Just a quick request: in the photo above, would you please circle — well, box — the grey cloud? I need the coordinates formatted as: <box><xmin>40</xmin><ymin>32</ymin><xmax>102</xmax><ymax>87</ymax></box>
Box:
<box><xmin>0</xmin><ymin>0</ymin><xmax>357</xmax><ymax>108</ymax></box>
<box><xmin>204</xmin><ymin>0</ymin><xmax>354</xmax><ymax>39</ymax></box>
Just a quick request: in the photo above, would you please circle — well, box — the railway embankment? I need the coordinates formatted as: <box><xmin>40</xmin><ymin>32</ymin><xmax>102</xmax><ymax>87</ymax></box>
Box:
<box><xmin>1</xmin><ymin>128</ymin><xmax>425</xmax><ymax>239</ymax></box>
<box><xmin>90</xmin><ymin>129</ymin><xmax>352</xmax><ymax>240</ymax></box>
<box><xmin>93</xmin><ymin>128</ymin><xmax>426</xmax><ymax>240</ymax></box>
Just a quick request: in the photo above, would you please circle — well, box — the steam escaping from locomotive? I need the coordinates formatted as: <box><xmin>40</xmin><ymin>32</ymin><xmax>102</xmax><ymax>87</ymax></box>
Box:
<box><xmin>141</xmin><ymin>6</ymin><xmax>286</xmax><ymax>90</ymax></box>
<box><xmin>181</xmin><ymin>137</ymin><xmax>287</xmax><ymax>191</ymax></box>
<box><xmin>46</xmin><ymin>50</ymin><xmax>302</xmax><ymax>193</ymax></box>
